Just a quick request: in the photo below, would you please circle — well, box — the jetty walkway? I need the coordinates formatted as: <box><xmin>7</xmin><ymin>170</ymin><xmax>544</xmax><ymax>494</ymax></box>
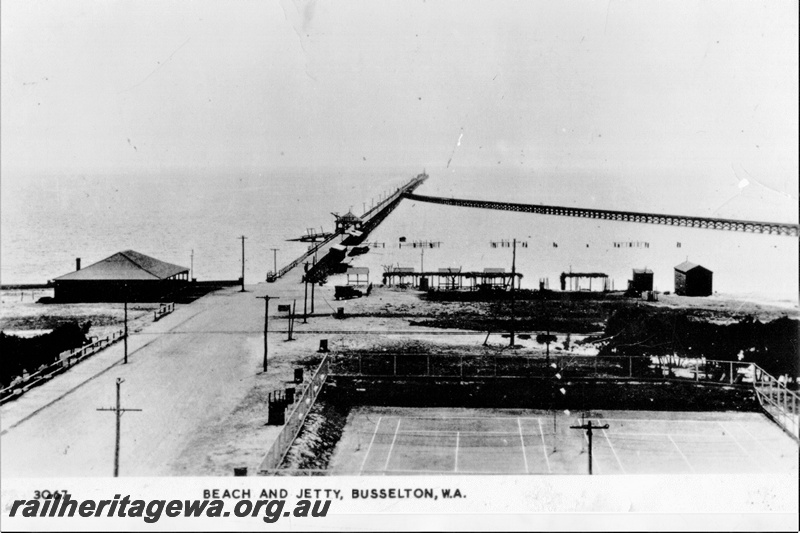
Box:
<box><xmin>404</xmin><ymin>193</ymin><xmax>799</xmax><ymax>236</ymax></box>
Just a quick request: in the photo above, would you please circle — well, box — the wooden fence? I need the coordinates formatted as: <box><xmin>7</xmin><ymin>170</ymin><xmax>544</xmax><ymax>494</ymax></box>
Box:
<box><xmin>258</xmin><ymin>355</ymin><xmax>330</xmax><ymax>474</ymax></box>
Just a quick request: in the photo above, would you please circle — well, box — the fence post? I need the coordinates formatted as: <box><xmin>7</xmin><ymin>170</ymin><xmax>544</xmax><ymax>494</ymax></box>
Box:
<box><xmin>358</xmin><ymin>354</ymin><xmax>362</xmax><ymax>375</ymax></box>
<box><xmin>729</xmin><ymin>362</ymin><xmax>734</xmax><ymax>384</ymax></box>
<box><xmin>628</xmin><ymin>357</ymin><xmax>632</xmax><ymax>377</ymax></box>
<box><xmin>460</xmin><ymin>355</ymin><xmax>464</xmax><ymax>379</ymax></box>
<box><xmin>427</xmin><ymin>354</ymin><xmax>430</xmax><ymax>376</ymax></box>
<box><xmin>393</xmin><ymin>354</ymin><xmax>397</xmax><ymax>376</ymax></box>
<box><xmin>694</xmin><ymin>363</ymin><xmax>699</xmax><ymax>382</ymax></box>
<box><xmin>782</xmin><ymin>386</ymin><xmax>787</xmax><ymax>418</ymax></box>
<box><xmin>593</xmin><ymin>357</ymin><xmax>598</xmax><ymax>375</ymax></box>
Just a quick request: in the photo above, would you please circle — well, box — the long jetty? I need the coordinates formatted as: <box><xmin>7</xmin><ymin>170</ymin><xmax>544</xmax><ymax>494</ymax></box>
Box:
<box><xmin>269</xmin><ymin>173</ymin><xmax>429</xmax><ymax>281</ymax></box>
<box><xmin>403</xmin><ymin>193</ymin><xmax>799</xmax><ymax>237</ymax></box>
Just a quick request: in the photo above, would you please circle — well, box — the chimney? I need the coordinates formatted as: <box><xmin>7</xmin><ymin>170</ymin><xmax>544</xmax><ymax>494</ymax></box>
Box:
<box><xmin>76</xmin><ymin>258</ymin><xmax>81</xmax><ymax>271</ymax></box>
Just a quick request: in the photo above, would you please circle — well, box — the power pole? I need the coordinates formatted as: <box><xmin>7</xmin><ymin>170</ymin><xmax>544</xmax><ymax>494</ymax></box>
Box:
<box><xmin>287</xmin><ymin>300</ymin><xmax>297</xmax><ymax>341</ymax></box>
<box><xmin>270</xmin><ymin>248</ymin><xmax>279</xmax><ymax>277</ymax></box>
<box><xmin>310</xmin><ymin>256</ymin><xmax>316</xmax><ymax>314</ymax></box>
<box><xmin>96</xmin><ymin>378</ymin><xmax>141</xmax><ymax>477</ymax></box>
<box><xmin>509</xmin><ymin>238</ymin><xmax>516</xmax><ymax>347</ymax></box>
<box><xmin>123</xmin><ymin>285</ymin><xmax>129</xmax><ymax>364</ymax></box>
<box><xmin>570</xmin><ymin>420</ymin><xmax>609</xmax><ymax>475</ymax></box>
<box><xmin>239</xmin><ymin>235</ymin><xmax>247</xmax><ymax>292</ymax></box>
<box><xmin>303</xmin><ymin>262</ymin><xmax>309</xmax><ymax>324</ymax></box>
<box><xmin>256</xmin><ymin>295</ymin><xmax>278</xmax><ymax>372</ymax></box>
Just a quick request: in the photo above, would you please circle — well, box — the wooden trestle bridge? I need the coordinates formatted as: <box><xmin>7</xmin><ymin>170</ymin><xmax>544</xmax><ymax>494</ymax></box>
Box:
<box><xmin>403</xmin><ymin>193</ymin><xmax>799</xmax><ymax>237</ymax></box>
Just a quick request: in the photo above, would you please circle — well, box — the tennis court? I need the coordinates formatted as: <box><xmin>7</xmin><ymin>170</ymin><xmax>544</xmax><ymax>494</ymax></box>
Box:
<box><xmin>329</xmin><ymin>407</ymin><xmax>798</xmax><ymax>475</ymax></box>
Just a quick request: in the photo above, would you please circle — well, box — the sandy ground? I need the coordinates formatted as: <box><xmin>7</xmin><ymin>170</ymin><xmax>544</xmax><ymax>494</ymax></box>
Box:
<box><xmin>0</xmin><ymin>289</ymin><xmax>160</xmax><ymax>340</ymax></box>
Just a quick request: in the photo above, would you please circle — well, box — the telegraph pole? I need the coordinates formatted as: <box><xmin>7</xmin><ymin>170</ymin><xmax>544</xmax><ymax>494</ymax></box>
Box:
<box><xmin>270</xmin><ymin>248</ymin><xmax>279</xmax><ymax>277</ymax></box>
<box><xmin>96</xmin><ymin>378</ymin><xmax>141</xmax><ymax>477</ymax></box>
<box><xmin>303</xmin><ymin>262</ymin><xmax>309</xmax><ymax>324</ymax></box>
<box><xmin>123</xmin><ymin>284</ymin><xmax>129</xmax><ymax>364</ymax></box>
<box><xmin>256</xmin><ymin>295</ymin><xmax>278</xmax><ymax>372</ymax></box>
<box><xmin>239</xmin><ymin>235</ymin><xmax>247</xmax><ymax>292</ymax></box>
<box><xmin>310</xmin><ymin>256</ymin><xmax>316</xmax><ymax>314</ymax></box>
<box><xmin>570</xmin><ymin>420</ymin><xmax>609</xmax><ymax>475</ymax></box>
<box><xmin>509</xmin><ymin>238</ymin><xmax>516</xmax><ymax>347</ymax></box>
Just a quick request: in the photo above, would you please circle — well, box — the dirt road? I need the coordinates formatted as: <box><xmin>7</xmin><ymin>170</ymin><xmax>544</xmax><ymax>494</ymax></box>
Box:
<box><xmin>0</xmin><ymin>277</ymin><xmax>308</xmax><ymax>477</ymax></box>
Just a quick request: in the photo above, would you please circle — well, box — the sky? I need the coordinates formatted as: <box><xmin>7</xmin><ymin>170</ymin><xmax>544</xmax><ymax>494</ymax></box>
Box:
<box><xmin>1</xmin><ymin>0</ymin><xmax>798</xmax><ymax>219</ymax></box>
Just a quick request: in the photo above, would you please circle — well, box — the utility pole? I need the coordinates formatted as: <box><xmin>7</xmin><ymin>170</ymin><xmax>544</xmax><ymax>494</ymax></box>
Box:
<box><xmin>123</xmin><ymin>284</ymin><xmax>128</xmax><ymax>364</ymax></box>
<box><xmin>239</xmin><ymin>235</ymin><xmax>247</xmax><ymax>292</ymax></box>
<box><xmin>509</xmin><ymin>238</ymin><xmax>516</xmax><ymax>347</ymax></box>
<box><xmin>287</xmin><ymin>300</ymin><xmax>297</xmax><ymax>341</ymax></box>
<box><xmin>96</xmin><ymin>378</ymin><xmax>141</xmax><ymax>477</ymax></box>
<box><xmin>570</xmin><ymin>420</ymin><xmax>609</xmax><ymax>475</ymax></box>
<box><xmin>303</xmin><ymin>262</ymin><xmax>309</xmax><ymax>324</ymax></box>
<box><xmin>256</xmin><ymin>295</ymin><xmax>278</xmax><ymax>372</ymax></box>
<box><xmin>270</xmin><ymin>248</ymin><xmax>279</xmax><ymax>277</ymax></box>
<box><xmin>310</xmin><ymin>256</ymin><xmax>316</xmax><ymax>314</ymax></box>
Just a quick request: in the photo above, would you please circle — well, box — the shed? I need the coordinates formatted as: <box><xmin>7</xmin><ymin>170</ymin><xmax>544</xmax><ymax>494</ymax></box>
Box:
<box><xmin>674</xmin><ymin>261</ymin><xmax>713</xmax><ymax>297</ymax></box>
<box><xmin>631</xmin><ymin>268</ymin><xmax>654</xmax><ymax>293</ymax></box>
<box><xmin>333</xmin><ymin>211</ymin><xmax>363</xmax><ymax>233</ymax></box>
<box><xmin>53</xmin><ymin>250</ymin><xmax>189</xmax><ymax>302</ymax></box>
<box><xmin>346</xmin><ymin>266</ymin><xmax>369</xmax><ymax>285</ymax></box>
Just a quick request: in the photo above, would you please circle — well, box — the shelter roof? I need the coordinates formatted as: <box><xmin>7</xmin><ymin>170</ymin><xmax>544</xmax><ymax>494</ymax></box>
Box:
<box><xmin>54</xmin><ymin>250</ymin><xmax>188</xmax><ymax>281</ymax></box>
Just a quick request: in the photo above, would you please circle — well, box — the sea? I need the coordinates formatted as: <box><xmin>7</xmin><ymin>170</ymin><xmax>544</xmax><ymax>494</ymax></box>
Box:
<box><xmin>1</xmin><ymin>166</ymin><xmax>797</xmax><ymax>302</ymax></box>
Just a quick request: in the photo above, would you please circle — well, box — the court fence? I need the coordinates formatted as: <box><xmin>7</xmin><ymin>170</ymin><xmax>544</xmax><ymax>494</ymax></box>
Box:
<box><xmin>326</xmin><ymin>352</ymin><xmax>765</xmax><ymax>383</ymax></box>
<box><xmin>258</xmin><ymin>355</ymin><xmax>330</xmax><ymax>474</ymax></box>
<box><xmin>326</xmin><ymin>352</ymin><xmax>799</xmax><ymax>442</ymax></box>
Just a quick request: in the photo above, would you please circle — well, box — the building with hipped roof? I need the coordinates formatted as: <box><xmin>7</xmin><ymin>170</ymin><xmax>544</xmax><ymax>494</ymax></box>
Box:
<box><xmin>52</xmin><ymin>250</ymin><xmax>189</xmax><ymax>302</ymax></box>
